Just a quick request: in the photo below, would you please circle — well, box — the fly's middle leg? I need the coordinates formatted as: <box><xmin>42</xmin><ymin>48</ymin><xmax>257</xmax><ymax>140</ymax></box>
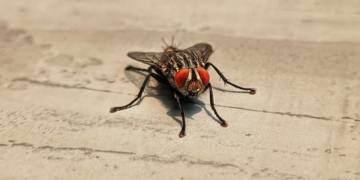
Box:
<box><xmin>205</xmin><ymin>63</ymin><xmax>256</xmax><ymax>95</ymax></box>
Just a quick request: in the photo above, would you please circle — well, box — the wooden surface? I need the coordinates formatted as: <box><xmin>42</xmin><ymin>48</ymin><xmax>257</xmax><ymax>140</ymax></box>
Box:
<box><xmin>0</xmin><ymin>0</ymin><xmax>359</xmax><ymax>179</ymax></box>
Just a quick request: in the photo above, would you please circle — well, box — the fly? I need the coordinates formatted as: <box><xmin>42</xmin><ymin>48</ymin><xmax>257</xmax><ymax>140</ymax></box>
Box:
<box><xmin>110</xmin><ymin>40</ymin><xmax>256</xmax><ymax>138</ymax></box>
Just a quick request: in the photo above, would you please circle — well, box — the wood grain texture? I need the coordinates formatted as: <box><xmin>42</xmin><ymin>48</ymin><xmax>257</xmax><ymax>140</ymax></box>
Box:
<box><xmin>0</xmin><ymin>0</ymin><xmax>359</xmax><ymax>179</ymax></box>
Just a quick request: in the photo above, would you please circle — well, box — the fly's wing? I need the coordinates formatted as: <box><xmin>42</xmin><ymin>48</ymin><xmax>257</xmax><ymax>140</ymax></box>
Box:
<box><xmin>127</xmin><ymin>52</ymin><xmax>164</xmax><ymax>68</ymax></box>
<box><xmin>185</xmin><ymin>43</ymin><xmax>213</xmax><ymax>63</ymax></box>
<box><xmin>124</xmin><ymin>67</ymin><xmax>173</xmax><ymax>96</ymax></box>
<box><xmin>127</xmin><ymin>51</ymin><xmax>172</xmax><ymax>95</ymax></box>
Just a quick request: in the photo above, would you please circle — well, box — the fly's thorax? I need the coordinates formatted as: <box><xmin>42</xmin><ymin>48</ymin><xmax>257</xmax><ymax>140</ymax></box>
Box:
<box><xmin>166</xmin><ymin>51</ymin><xmax>204</xmax><ymax>70</ymax></box>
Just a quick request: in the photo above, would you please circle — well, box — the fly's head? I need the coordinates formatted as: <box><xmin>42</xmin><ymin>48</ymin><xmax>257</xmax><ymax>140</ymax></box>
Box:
<box><xmin>173</xmin><ymin>67</ymin><xmax>210</xmax><ymax>97</ymax></box>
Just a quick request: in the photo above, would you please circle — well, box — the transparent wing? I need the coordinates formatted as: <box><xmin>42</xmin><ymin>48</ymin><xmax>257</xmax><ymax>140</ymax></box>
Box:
<box><xmin>185</xmin><ymin>43</ymin><xmax>213</xmax><ymax>63</ymax></box>
<box><xmin>124</xmin><ymin>68</ymin><xmax>172</xmax><ymax>96</ymax></box>
<box><xmin>127</xmin><ymin>52</ymin><xmax>164</xmax><ymax>67</ymax></box>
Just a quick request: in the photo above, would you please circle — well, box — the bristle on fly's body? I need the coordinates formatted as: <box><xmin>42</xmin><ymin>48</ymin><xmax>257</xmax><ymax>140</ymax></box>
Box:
<box><xmin>162</xmin><ymin>37</ymin><xmax>180</xmax><ymax>52</ymax></box>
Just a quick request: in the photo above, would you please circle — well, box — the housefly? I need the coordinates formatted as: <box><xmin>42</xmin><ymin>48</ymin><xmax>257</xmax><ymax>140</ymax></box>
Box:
<box><xmin>110</xmin><ymin>41</ymin><xmax>256</xmax><ymax>138</ymax></box>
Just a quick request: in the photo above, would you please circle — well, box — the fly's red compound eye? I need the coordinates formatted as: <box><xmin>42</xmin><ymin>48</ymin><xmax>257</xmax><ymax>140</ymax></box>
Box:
<box><xmin>196</xmin><ymin>67</ymin><xmax>210</xmax><ymax>86</ymax></box>
<box><xmin>175</xmin><ymin>68</ymin><xmax>189</xmax><ymax>87</ymax></box>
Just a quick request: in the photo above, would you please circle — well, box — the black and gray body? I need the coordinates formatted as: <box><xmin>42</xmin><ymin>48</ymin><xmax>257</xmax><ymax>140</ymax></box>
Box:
<box><xmin>128</xmin><ymin>43</ymin><xmax>212</xmax><ymax>98</ymax></box>
<box><xmin>110</xmin><ymin>43</ymin><xmax>256</xmax><ymax>138</ymax></box>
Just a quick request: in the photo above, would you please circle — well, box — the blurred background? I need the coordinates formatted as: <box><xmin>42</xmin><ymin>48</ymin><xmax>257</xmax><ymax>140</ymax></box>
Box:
<box><xmin>0</xmin><ymin>0</ymin><xmax>359</xmax><ymax>179</ymax></box>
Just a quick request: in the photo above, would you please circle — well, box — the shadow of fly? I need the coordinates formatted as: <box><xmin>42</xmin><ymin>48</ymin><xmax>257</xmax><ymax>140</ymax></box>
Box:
<box><xmin>110</xmin><ymin>40</ymin><xmax>256</xmax><ymax>138</ymax></box>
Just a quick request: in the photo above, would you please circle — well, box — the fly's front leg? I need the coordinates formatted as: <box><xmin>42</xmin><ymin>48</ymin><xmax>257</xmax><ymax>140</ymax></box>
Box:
<box><xmin>109</xmin><ymin>67</ymin><xmax>153</xmax><ymax>113</ymax></box>
<box><xmin>205</xmin><ymin>63</ymin><xmax>256</xmax><ymax>94</ymax></box>
<box><xmin>208</xmin><ymin>83</ymin><xmax>228</xmax><ymax>127</ymax></box>
<box><xmin>174</xmin><ymin>93</ymin><xmax>186</xmax><ymax>138</ymax></box>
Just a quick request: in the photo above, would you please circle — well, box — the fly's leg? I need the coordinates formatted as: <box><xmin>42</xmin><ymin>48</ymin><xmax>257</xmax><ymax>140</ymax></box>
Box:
<box><xmin>174</xmin><ymin>93</ymin><xmax>186</xmax><ymax>138</ymax></box>
<box><xmin>109</xmin><ymin>67</ymin><xmax>153</xmax><ymax>113</ymax></box>
<box><xmin>125</xmin><ymin>65</ymin><xmax>149</xmax><ymax>72</ymax></box>
<box><xmin>126</xmin><ymin>65</ymin><xmax>171</xmax><ymax>86</ymax></box>
<box><xmin>205</xmin><ymin>63</ymin><xmax>256</xmax><ymax>95</ymax></box>
<box><xmin>208</xmin><ymin>83</ymin><xmax>228</xmax><ymax>127</ymax></box>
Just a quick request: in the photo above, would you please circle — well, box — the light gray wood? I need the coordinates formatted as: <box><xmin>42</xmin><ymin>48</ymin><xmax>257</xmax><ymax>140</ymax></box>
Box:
<box><xmin>0</xmin><ymin>0</ymin><xmax>359</xmax><ymax>179</ymax></box>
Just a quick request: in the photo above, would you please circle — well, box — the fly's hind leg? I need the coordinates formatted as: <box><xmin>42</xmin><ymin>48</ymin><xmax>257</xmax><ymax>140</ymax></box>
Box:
<box><xmin>174</xmin><ymin>93</ymin><xmax>186</xmax><ymax>138</ymax></box>
<box><xmin>204</xmin><ymin>63</ymin><xmax>256</xmax><ymax>95</ymax></box>
<box><xmin>109</xmin><ymin>67</ymin><xmax>153</xmax><ymax>113</ymax></box>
